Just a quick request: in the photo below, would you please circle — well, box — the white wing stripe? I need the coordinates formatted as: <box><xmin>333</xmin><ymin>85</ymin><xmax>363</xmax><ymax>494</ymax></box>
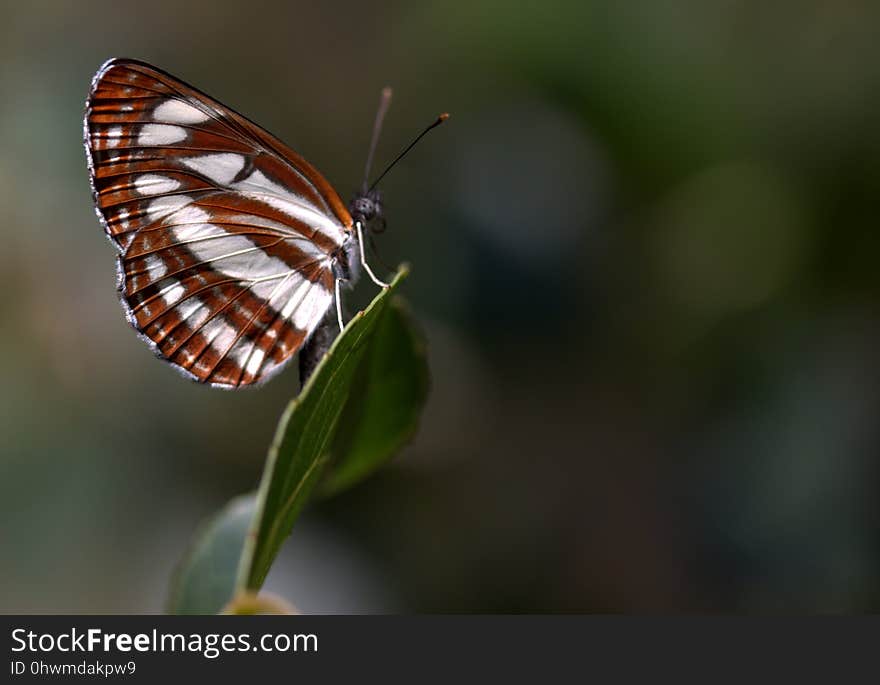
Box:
<box><xmin>232</xmin><ymin>169</ymin><xmax>346</xmax><ymax>246</ymax></box>
<box><xmin>154</xmin><ymin>99</ymin><xmax>210</xmax><ymax>125</ymax></box>
<box><xmin>294</xmin><ymin>285</ymin><xmax>332</xmax><ymax>331</ymax></box>
<box><xmin>182</xmin><ymin>153</ymin><xmax>247</xmax><ymax>186</ymax></box>
<box><xmin>245</xmin><ymin>348</ymin><xmax>266</xmax><ymax>376</ymax></box>
<box><xmin>136</xmin><ymin>174</ymin><xmax>180</xmax><ymax>195</ymax></box>
<box><xmin>147</xmin><ymin>195</ymin><xmax>194</xmax><ymax>219</ymax></box>
<box><xmin>166</xmin><ymin>224</ymin><xmax>332</xmax><ymax>323</ymax></box>
<box><xmin>138</xmin><ymin>123</ymin><xmax>187</xmax><ymax>146</ymax></box>
<box><xmin>144</xmin><ymin>254</ymin><xmax>168</xmax><ymax>279</ymax></box>
<box><xmin>162</xmin><ymin>281</ymin><xmax>186</xmax><ymax>306</ymax></box>
<box><xmin>201</xmin><ymin>317</ymin><xmax>236</xmax><ymax>349</ymax></box>
<box><xmin>177</xmin><ymin>230</ymin><xmax>290</xmax><ymax>281</ymax></box>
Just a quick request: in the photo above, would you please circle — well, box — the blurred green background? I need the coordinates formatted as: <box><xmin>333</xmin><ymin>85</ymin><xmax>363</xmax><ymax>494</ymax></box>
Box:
<box><xmin>2</xmin><ymin>0</ymin><xmax>879</xmax><ymax>613</ymax></box>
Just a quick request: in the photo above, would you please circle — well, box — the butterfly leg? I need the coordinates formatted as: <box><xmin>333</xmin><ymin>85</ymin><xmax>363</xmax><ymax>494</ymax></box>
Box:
<box><xmin>356</xmin><ymin>221</ymin><xmax>390</xmax><ymax>288</ymax></box>
<box><xmin>335</xmin><ymin>277</ymin><xmax>345</xmax><ymax>332</ymax></box>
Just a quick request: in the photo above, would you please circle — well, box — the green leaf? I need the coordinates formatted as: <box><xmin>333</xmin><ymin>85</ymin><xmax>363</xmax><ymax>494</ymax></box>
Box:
<box><xmin>320</xmin><ymin>296</ymin><xmax>429</xmax><ymax>495</ymax></box>
<box><xmin>167</xmin><ymin>493</ymin><xmax>255</xmax><ymax>615</ymax></box>
<box><xmin>235</xmin><ymin>267</ymin><xmax>424</xmax><ymax>592</ymax></box>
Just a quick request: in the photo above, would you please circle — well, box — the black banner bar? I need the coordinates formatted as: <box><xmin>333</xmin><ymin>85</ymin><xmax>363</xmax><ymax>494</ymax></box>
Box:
<box><xmin>2</xmin><ymin>616</ymin><xmax>875</xmax><ymax>681</ymax></box>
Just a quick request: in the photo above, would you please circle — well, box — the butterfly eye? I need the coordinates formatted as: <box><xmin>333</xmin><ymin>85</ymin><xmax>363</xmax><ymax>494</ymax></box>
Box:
<box><xmin>351</xmin><ymin>196</ymin><xmax>377</xmax><ymax>220</ymax></box>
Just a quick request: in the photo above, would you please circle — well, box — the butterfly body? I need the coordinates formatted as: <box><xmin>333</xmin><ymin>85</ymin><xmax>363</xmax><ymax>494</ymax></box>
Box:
<box><xmin>84</xmin><ymin>58</ymin><xmax>366</xmax><ymax>388</ymax></box>
<box><xmin>330</xmin><ymin>229</ymin><xmax>360</xmax><ymax>283</ymax></box>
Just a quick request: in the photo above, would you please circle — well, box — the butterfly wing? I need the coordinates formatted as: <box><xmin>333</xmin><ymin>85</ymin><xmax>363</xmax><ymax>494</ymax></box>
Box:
<box><xmin>84</xmin><ymin>58</ymin><xmax>354</xmax><ymax>387</ymax></box>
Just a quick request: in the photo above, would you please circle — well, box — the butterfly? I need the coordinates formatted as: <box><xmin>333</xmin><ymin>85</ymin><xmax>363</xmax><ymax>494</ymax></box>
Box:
<box><xmin>83</xmin><ymin>58</ymin><xmax>445</xmax><ymax>388</ymax></box>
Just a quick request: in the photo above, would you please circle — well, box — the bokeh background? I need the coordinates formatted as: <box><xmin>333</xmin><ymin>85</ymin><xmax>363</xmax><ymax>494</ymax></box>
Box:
<box><xmin>2</xmin><ymin>0</ymin><xmax>879</xmax><ymax>613</ymax></box>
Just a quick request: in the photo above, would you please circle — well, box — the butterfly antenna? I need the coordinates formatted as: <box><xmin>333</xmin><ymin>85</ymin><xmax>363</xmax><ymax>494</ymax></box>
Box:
<box><xmin>368</xmin><ymin>112</ymin><xmax>450</xmax><ymax>192</ymax></box>
<box><xmin>362</xmin><ymin>87</ymin><xmax>394</xmax><ymax>194</ymax></box>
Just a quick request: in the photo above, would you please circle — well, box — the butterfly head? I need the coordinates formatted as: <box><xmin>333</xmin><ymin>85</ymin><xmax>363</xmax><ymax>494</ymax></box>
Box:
<box><xmin>349</xmin><ymin>188</ymin><xmax>385</xmax><ymax>233</ymax></box>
